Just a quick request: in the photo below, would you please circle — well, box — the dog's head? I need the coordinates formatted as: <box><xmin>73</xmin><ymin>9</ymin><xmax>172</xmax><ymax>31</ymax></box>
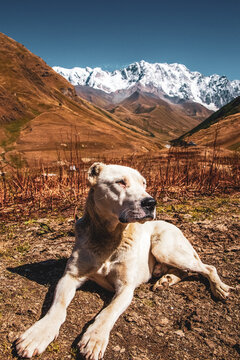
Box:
<box><xmin>88</xmin><ymin>162</ymin><xmax>156</xmax><ymax>224</ymax></box>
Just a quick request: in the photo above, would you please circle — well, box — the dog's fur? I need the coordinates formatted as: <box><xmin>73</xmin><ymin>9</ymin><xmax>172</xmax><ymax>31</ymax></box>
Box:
<box><xmin>16</xmin><ymin>163</ymin><xmax>232</xmax><ymax>359</ymax></box>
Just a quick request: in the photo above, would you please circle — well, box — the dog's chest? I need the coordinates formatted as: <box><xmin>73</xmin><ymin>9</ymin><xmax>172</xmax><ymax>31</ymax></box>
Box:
<box><xmin>96</xmin><ymin>246</ymin><xmax>130</xmax><ymax>277</ymax></box>
<box><xmin>96</xmin><ymin>225</ymin><xmax>151</xmax><ymax>282</ymax></box>
<box><xmin>89</xmin><ymin>223</ymin><xmax>153</xmax><ymax>290</ymax></box>
<box><xmin>89</xmin><ymin>250</ymin><xmax>130</xmax><ymax>291</ymax></box>
<box><xmin>97</xmin><ymin>259</ymin><xmax>113</xmax><ymax>277</ymax></box>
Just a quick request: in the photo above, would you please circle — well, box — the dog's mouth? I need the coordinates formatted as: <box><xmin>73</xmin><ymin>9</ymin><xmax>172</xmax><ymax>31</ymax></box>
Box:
<box><xmin>119</xmin><ymin>212</ymin><xmax>155</xmax><ymax>224</ymax></box>
<box><xmin>137</xmin><ymin>214</ymin><xmax>154</xmax><ymax>223</ymax></box>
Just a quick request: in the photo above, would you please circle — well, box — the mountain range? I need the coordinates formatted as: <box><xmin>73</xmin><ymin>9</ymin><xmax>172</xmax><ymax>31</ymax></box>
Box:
<box><xmin>53</xmin><ymin>61</ymin><xmax>240</xmax><ymax>111</ymax></box>
<box><xmin>53</xmin><ymin>62</ymin><xmax>240</xmax><ymax>145</ymax></box>
<box><xmin>0</xmin><ymin>32</ymin><xmax>239</xmax><ymax>167</ymax></box>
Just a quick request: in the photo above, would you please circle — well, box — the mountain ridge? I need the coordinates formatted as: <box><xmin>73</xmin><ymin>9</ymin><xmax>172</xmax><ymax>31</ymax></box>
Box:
<box><xmin>53</xmin><ymin>60</ymin><xmax>240</xmax><ymax>111</ymax></box>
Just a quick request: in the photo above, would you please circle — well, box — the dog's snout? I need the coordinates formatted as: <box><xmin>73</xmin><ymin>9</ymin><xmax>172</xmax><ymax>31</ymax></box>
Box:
<box><xmin>141</xmin><ymin>197</ymin><xmax>156</xmax><ymax>210</ymax></box>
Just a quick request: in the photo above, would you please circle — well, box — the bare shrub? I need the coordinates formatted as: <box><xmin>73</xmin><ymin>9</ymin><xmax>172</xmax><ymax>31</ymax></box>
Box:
<box><xmin>0</xmin><ymin>146</ymin><xmax>239</xmax><ymax>220</ymax></box>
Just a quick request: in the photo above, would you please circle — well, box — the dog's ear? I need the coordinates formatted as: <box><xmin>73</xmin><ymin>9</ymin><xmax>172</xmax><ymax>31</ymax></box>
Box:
<box><xmin>88</xmin><ymin>162</ymin><xmax>105</xmax><ymax>186</ymax></box>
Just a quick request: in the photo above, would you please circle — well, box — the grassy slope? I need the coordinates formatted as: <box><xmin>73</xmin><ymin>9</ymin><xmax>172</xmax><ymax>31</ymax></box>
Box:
<box><xmin>174</xmin><ymin>97</ymin><xmax>240</xmax><ymax>150</ymax></box>
<box><xmin>0</xmin><ymin>33</ymin><xmax>161</xmax><ymax>165</ymax></box>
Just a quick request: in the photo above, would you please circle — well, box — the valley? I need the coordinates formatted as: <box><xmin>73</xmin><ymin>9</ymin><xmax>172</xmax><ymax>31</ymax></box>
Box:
<box><xmin>0</xmin><ymin>32</ymin><xmax>240</xmax><ymax>168</ymax></box>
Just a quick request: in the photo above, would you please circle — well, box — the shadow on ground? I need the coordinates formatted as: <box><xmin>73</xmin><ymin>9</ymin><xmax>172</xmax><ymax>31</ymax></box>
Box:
<box><xmin>8</xmin><ymin>259</ymin><xmax>114</xmax><ymax>359</ymax></box>
<box><xmin>8</xmin><ymin>258</ymin><xmax>113</xmax><ymax>312</ymax></box>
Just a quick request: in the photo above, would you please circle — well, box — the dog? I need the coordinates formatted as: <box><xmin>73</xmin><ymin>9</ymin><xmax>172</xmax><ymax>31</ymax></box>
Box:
<box><xmin>16</xmin><ymin>162</ymin><xmax>232</xmax><ymax>359</ymax></box>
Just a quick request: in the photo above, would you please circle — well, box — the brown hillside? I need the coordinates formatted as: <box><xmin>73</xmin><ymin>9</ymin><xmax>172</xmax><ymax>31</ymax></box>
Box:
<box><xmin>0</xmin><ymin>33</ymin><xmax>77</xmax><ymax>125</ymax></box>
<box><xmin>0</xmin><ymin>33</ymin><xmax>161</xmax><ymax>165</ymax></box>
<box><xmin>75</xmin><ymin>85</ymin><xmax>113</xmax><ymax>108</ymax></box>
<box><xmin>108</xmin><ymin>91</ymin><xmax>212</xmax><ymax>141</ymax></box>
<box><xmin>75</xmin><ymin>86</ymin><xmax>212</xmax><ymax>143</ymax></box>
<box><xmin>174</xmin><ymin>96</ymin><xmax>240</xmax><ymax>150</ymax></box>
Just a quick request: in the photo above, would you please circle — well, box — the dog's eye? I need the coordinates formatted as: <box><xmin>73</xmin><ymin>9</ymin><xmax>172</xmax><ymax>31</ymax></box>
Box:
<box><xmin>116</xmin><ymin>179</ymin><xmax>126</xmax><ymax>188</ymax></box>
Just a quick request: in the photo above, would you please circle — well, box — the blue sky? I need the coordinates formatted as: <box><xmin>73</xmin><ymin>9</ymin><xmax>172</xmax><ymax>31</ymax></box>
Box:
<box><xmin>1</xmin><ymin>0</ymin><xmax>240</xmax><ymax>79</ymax></box>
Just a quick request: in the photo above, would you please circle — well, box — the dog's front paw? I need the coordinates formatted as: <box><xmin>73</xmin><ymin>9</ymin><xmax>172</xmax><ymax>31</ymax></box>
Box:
<box><xmin>78</xmin><ymin>324</ymin><xmax>109</xmax><ymax>360</ymax></box>
<box><xmin>15</xmin><ymin>318</ymin><xmax>59</xmax><ymax>358</ymax></box>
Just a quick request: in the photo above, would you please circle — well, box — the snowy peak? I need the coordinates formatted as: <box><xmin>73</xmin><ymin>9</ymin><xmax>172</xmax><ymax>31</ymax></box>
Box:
<box><xmin>53</xmin><ymin>61</ymin><xmax>240</xmax><ymax>110</ymax></box>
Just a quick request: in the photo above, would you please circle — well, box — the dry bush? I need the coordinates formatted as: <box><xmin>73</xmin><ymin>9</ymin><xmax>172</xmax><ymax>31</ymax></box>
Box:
<box><xmin>0</xmin><ymin>146</ymin><xmax>239</xmax><ymax>220</ymax></box>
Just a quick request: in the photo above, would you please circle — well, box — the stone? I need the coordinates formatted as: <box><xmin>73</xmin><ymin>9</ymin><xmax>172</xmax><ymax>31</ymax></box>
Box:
<box><xmin>174</xmin><ymin>330</ymin><xmax>185</xmax><ymax>337</ymax></box>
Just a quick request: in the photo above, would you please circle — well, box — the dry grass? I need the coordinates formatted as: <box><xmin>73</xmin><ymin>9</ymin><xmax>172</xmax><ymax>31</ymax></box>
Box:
<box><xmin>0</xmin><ymin>146</ymin><xmax>239</xmax><ymax>220</ymax></box>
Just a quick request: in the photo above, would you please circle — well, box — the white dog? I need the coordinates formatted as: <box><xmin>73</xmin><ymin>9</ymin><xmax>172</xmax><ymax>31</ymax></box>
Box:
<box><xmin>16</xmin><ymin>163</ymin><xmax>232</xmax><ymax>359</ymax></box>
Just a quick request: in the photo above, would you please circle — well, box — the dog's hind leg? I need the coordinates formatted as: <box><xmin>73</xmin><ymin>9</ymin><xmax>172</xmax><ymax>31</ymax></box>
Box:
<box><xmin>153</xmin><ymin>267</ymin><xmax>188</xmax><ymax>291</ymax></box>
<box><xmin>151</xmin><ymin>224</ymin><xmax>232</xmax><ymax>300</ymax></box>
<box><xmin>16</xmin><ymin>273</ymin><xmax>86</xmax><ymax>358</ymax></box>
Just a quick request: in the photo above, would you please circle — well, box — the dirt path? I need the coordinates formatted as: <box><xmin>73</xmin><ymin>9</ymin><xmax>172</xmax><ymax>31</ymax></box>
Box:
<box><xmin>0</xmin><ymin>194</ymin><xmax>240</xmax><ymax>360</ymax></box>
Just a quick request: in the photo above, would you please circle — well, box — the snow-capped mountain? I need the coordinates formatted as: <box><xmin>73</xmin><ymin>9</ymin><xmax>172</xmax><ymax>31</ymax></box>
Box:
<box><xmin>53</xmin><ymin>61</ymin><xmax>240</xmax><ymax>111</ymax></box>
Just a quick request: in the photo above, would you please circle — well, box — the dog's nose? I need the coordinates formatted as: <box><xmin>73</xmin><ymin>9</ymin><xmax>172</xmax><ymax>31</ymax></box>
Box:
<box><xmin>141</xmin><ymin>197</ymin><xmax>156</xmax><ymax>210</ymax></box>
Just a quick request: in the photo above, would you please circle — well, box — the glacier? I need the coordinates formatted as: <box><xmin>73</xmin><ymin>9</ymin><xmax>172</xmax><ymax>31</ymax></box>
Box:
<box><xmin>53</xmin><ymin>60</ymin><xmax>240</xmax><ymax>110</ymax></box>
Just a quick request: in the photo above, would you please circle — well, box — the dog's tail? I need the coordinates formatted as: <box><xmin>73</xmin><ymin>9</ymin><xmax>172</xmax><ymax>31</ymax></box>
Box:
<box><xmin>74</xmin><ymin>206</ymin><xmax>79</xmax><ymax>223</ymax></box>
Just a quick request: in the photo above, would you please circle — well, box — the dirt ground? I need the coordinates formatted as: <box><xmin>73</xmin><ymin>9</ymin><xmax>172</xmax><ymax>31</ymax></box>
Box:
<box><xmin>0</xmin><ymin>194</ymin><xmax>240</xmax><ymax>360</ymax></box>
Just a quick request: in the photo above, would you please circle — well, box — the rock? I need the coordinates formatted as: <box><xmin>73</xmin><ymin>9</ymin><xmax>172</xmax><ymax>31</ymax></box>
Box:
<box><xmin>216</xmin><ymin>224</ymin><xmax>228</xmax><ymax>232</ymax></box>
<box><xmin>158</xmin><ymin>317</ymin><xmax>169</xmax><ymax>326</ymax></box>
<box><xmin>112</xmin><ymin>345</ymin><xmax>121</xmax><ymax>352</ymax></box>
<box><xmin>7</xmin><ymin>331</ymin><xmax>16</xmax><ymax>342</ymax></box>
<box><xmin>174</xmin><ymin>330</ymin><xmax>185</xmax><ymax>337</ymax></box>
<box><xmin>205</xmin><ymin>339</ymin><xmax>215</xmax><ymax>349</ymax></box>
<box><xmin>225</xmin><ymin>315</ymin><xmax>232</xmax><ymax>322</ymax></box>
<box><xmin>115</xmin><ymin>331</ymin><xmax>124</xmax><ymax>339</ymax></box>
<box><xmin>124</xmin><ymin>312</ymin><xmax>138</xmax><ymax>323</ymax></box>
<box><xmin>155</xmin><ymin>326</ymin><xmax>165</xmax><ymax>334</ymax></box>
<box><xmin>183</xmin><ymin>214</ymin><xmax>192</xmax><ymax>220</ymax></box>
<box><xmin>136</xmin><ymin>290</ymin><xmax>147</xmax><ymax>299</ymax></box>
<box><xmin>192</xmin><ymin>327</ymin><xmax>204</xmax><ymax>334</ymax></box>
